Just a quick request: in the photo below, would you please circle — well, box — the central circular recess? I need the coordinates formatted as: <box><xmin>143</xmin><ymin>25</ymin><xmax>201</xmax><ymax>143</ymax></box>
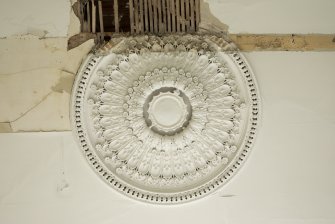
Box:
<box><xmin>151</xmin><ymin>93</ymin><xmax>184</xmax><ymax>127</ymax></box>
<box><xmin>144</xmin><ymin>87</ymin><xmax>192</xmax><ymax>135</ymax></box>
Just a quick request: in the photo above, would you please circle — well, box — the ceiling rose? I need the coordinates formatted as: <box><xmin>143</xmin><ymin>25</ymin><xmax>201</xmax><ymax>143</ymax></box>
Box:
<box><xmin>71</xmin><ymin>34</ymin><xmax>260</xmax><ymax>204</ymax></box>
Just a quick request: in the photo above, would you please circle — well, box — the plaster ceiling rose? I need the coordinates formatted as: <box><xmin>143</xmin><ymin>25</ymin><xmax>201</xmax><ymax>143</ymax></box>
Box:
<box><xmin>71</xmin><ymin>34</ymin><xmax>260</xmax><ymax>204</ymax></box>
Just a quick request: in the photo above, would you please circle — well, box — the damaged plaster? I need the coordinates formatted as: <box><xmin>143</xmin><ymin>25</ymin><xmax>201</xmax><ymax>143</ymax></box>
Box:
<box><xmin>0</xmin><ymin>0</ymin><xmax>93</xmax><ymax>133</ymax></box>
<box><xmin>199</xmin><ymin>0</ymin><xmax>229</xmax><ymax>34</ymax></box>
<box><xmin>10</xmin><ymin>92</ymin><xmax>72</xmax><ymax>132</ymax></box>
<box><xmin>51</xmin><ymin>71</ymin><xmax>75</xmax><ymax>94</ymax></box>
<box><xmin>0</xmin><ymin>122</ymin><xmax>12</xmax><ymax>133</ymax></box>
<box><xmin>0</xmin><ymin>68</ymin><xmax>89</xmax><ymax>133</ymax></box>
<box><xmin>1</xmin><ymin>0</ymin><xmax>334</xmax><ymax>133</ymax></box>
<box><xmin>1</xmin><ymin>70</ymin><xmax>75</xmax><ymax>132</ymax></box>
<box><xmin>0</xmin><ymin>37</ymin><xmax>93</xmax><ymax>75</ymax></box>
<box><xmin>0</xmin><ymin>38</ymin><xmax>93</xmax><ymax>132</ymax></box>
<box><xmin>67</xmin><ymin>0</ymin><xmax>335</xmax><ymax>51</ymax></box>
<box><xmin>68</xmin><ymin>0</ymin><xmax>81</xmax><ymax>38</ymax></box>
<box><xmin>0</xmin><ymin>0</ymin><xmax>71</xmax><ymax>38</ymax></box>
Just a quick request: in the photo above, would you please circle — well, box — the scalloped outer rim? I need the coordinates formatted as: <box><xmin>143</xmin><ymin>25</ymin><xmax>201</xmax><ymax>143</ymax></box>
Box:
<box><xmin>71</xmin><ymin>48</ymin><xmax>260</xmax><ymax>205</ymax></box>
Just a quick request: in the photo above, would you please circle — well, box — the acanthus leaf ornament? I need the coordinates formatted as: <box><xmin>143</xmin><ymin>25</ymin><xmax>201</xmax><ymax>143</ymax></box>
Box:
<box><xmin>71</xmin><ymin>34</ymin><xmax>260</xmax><ymax>204</ymax></box>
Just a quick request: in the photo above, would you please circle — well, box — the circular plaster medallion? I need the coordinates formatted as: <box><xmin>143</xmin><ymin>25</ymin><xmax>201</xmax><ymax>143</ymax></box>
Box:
<box><xmin>71</xmin><ymin>35</ymin><xmax>260</xmax><ymax>204</ymax></box>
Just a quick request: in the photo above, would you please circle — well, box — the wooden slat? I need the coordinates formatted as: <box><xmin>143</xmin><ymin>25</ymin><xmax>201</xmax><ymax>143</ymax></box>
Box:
<box><xmin>134</xmin><ymin>0</ymin><xmax>139</xmax><ymax>33</ymax></box>
<box><xmin>78</xmin><ymin>0</ymin><xmax>202</xmax><ymax>34</ymax></box>
<box><xmin>195</xmin><ymin>0</ymin><xmax>199</xmax><ymax>30</ymax></box>
<box><xmin>114</xmin><ymin>0</ymin><xmax>119</xmax><ymax>32</ymax></box>
<box><xmin>190</xmin><ymin>0</ymin><xmax>194</xmax><ymax>32</ymax></box>
<box><xmin>180</xmin><ymin>0</ymin><xmax>185</xmax><ymax>32</ymax></box>
<box><xmin>229</xmin><ymin>34</ymin><xmax>335</xmax><ymax>51</ymax></box>
<box><xmin>166</xmin><ymin>0</ymin><xmax>171</xmax><ymax>32</ymax></box>
<box><xmin>98</xmin><ymin>0</ymin><xmax>104</xmax><ymax>39</ymax></box>
<box><xmin>162</xmin><ymin>0</ymin><xmax>166</xmax><ymax>33</ymax></box>
<box><xmin>79</xmin><ymin>2</ymin><xmax>84</xmax><ymax>32</ymax></box>
<box><xmin>148</xmin><ymin>0</ymin><xmax>153</xmax><ymax>32</ymax></box>
<box><xmin>68</xmin><ymin>33</ymin><xmax>97</xmax><ymax>50</ymax></box>
<box><xmin>171</xmin><ymin>0</ymin><xmax>175</xmax><ymax>32</ymax></box>
<box><xmin>158</xmin><ymin>0</ymin><xmax>162</xmax><ymax>33</ymax></box>
<box><xmin>185</xmin><ymin>0</ymin><xmax>190</xmax><ymax>32</ymax></box>
<box><xmin>139</xmin><ymin>0</ymin><xmax>144</xmax><ymax>33</ymax></box>
<box><xmin>153</xmin><ymin>0</ymin><xmax>158</xmax><ymax>33</ymax></box>
<box><xmin>91</xmin><ymin>0</ymin><xmax>96</xmax><ymax>33</ymax></box>
<box><xmin>176</xmin><ymin>0</ymin><xmax>180</xmax><ymax>32</ymax></box>
<box><xmin>129</xmin><ymin>0</ymin><xmax>134</xmax><ymax>33</ymax></box>
<box><xmin>68</xmin><ymin>33</ymin><xmax>335</xmax><ymax>52</ymax></box>
<box><xmin>87</xmin><ymin>2</ymin><xmax>91</xmax><ymax>32</ymax></box>
<box><xmin>144</xmin><ymin>0</ymin><xmax>149</xmax><ymax>32</ymax></box>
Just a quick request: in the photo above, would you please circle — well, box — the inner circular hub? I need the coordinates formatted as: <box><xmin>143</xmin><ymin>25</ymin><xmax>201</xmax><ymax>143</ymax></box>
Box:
<box><xmin>143</xmin><ymin>87</ymin><xmax>192</xmax><ymax>135</ymax></box>
<box><xmin>150</xmin><ymin>92</ymin><xmax>185</xmax><ymax>127</ymax></box>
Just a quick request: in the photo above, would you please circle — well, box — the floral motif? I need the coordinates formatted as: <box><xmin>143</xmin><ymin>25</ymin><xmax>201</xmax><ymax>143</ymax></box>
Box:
<box><xmin>72</xmin><ymin>34</ymin><xmax>259</xmax><ymax>204</ymax></box>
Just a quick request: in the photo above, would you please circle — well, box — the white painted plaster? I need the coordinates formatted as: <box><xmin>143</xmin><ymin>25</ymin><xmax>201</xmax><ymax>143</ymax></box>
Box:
<box><xmin>0</xmin><ymin>38</ymin><xmax>94</xmax><ymax>130</ymax></box>
<box><xmin>0</xmin><ymin>38</ymin><xmax>93</xmax><ymax>75</ymax></box>
<box><xmin>0</xmin><ymin>116</ymin><xmax>334</xmax><ymax>223</ymax></box>
<box><xmin>0</xmin><ymin>0</ymin><xmax>70</xmax><ymax>37</ymax></box>
<box><xmin>0</xmin><ymin>52</ymin><xmax>334</xmax><ymax>222</ymax></box>
<box><xmin>0</xmin><ymin>69</ymin><xmax>63</xmax><ymax>122</ymax></box>
<box><xmin>206</xmin><ymin>0</ymin><xmax>335</xmax><ymax>34</ymax></box>
<box><xmin>10</xmin><ymin>91</ymin><xmax>71</xmax><ymax>132</ymax></box>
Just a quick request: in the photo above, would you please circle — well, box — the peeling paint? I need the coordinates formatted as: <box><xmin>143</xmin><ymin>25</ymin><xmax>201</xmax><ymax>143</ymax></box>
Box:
<box><xmin>68</xmin><ymin>0</ymin><xmax>81</xmax><ymax>40</ymax></box>
<box><xmin>51</xmin><ymin>72</ymin><xmax>75</xmax><ymax>94</ymax></box>
<box><xmin>43</xmin><ymin>41</ymin><xmax>64</xmax><ymax>53</ymax></box>
<box><xmin>0</xmin><ymin>122</ymin><xmax>12</xmax><ymax>133</ymax></box>
<box><xmin>71</xmin><ymin>2</ymin><xmax>80</xmax><ymax>19</ymax></box>
<box><xmin>27</xmin><ymin>28</ymin><xmax>49</xmax><ymax>39</ymax></box>
<box><xmin>199</xmin><ymin>0</ymin><xmax>229</xmax><ymax>34</ymax></box>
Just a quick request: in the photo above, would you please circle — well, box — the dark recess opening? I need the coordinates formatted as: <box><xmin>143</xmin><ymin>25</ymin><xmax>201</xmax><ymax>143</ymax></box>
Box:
<box><xmin>79</xmin><ymin>0</ymin><xmax>200</xmax><ymax>36</ymax></box>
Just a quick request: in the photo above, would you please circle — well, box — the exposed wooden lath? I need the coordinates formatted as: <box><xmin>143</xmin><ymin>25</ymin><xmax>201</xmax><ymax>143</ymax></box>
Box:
<box><xmin>78</xmin><ymin>0</ymin><xmax>200</xmax><ymax>38</ymax></box>
<box><xmin>79</xmin><ymin>0</ymin><xmax>125</xmax><ymax>41</ymax></box>
<box><xmin>128</xmin><ymin>0</ymin><xmax>200</xmax><ymax>34</ymax></box>
<box><xmin>72</xmin><ymin>1</ymin><xmax>335</xmax><ymax>51</ymax></box>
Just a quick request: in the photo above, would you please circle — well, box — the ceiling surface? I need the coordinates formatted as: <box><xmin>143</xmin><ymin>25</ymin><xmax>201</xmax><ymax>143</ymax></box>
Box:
<box><xmin>0</xmin><ymin>0</ymin><xmax>334</xmax><ymax>223</ymax></box>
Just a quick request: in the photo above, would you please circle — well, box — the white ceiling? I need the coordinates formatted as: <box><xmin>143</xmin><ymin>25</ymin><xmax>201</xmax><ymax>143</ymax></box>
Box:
<box><xmin>207</xmin><ymin>0</ymin><xmax>335</xmax><ymax>33</ymax></box>
<box><xmin>1</xmin><ymin>52</ymin><xmax>335</xmax><ymax>223</ymax></box>
<box><xmin>0</xmin><ymin>0</ymin><xmax>334</xmax><ymax>37</ymax></box>
<box><xmin>0</xmin><ymin>1</ymin><xmax>334</xmax><ymax>223</ymax></box>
